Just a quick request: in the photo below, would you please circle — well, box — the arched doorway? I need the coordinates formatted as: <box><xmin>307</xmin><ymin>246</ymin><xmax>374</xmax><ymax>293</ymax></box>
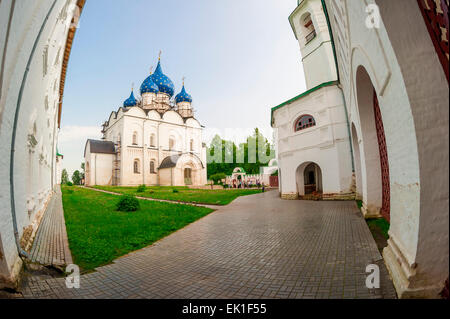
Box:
<box><xmin>355</xmin><ymin>66</ymin><xmax>390</xmax><ymax>220</ymax></box>
<box><xmin>296</xmin><ymin>162</ymin><xmax>322</xmax><ymax>199</ymax></box>
<box><xmin>184</xmin><ymin>167</ymin><xmax>192</xmax><ymax>185</ymax></box>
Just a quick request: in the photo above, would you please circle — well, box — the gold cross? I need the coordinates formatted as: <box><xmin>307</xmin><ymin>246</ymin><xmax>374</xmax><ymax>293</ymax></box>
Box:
<box><xmin>158</xmin><ymin>50</ymin><xmax>162</xmax><ymax>61</ymax></box>
<box><xmin>182</xmin><ymin>76</ymin><xmax>186</xmax><ymax>86</ymax></box>
<box><xmin>149</xmin><ymin>66</ymin><xmax>153</xmax><ymax>75</ymax></box>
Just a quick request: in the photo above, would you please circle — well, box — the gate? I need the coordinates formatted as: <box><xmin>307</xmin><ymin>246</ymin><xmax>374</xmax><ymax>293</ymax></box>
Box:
<box><xmin>373</xmin><ymin>91</ymin><xmax>390</xmax><ymax>221</ymax></box>
<box><xmin>269</xmin><ymin>176</ymin><xmax>279</xmax><ymax>188</ymax></box>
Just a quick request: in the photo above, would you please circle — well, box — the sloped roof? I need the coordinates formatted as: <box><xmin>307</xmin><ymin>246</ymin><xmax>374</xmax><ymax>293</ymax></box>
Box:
<box><xmin>158</xmin><ymin>154</ymin><xmax>182</xmax><ymax>169</ymax></box>
<box><xmin>158</xmin><ymin>153</ymin><xmax>205</xmax><ymax>169</ymax></box>
<box><xmin>86</xmin><ymin>139</ymin><xmax>116</xmax><ymax>155</ymax></box>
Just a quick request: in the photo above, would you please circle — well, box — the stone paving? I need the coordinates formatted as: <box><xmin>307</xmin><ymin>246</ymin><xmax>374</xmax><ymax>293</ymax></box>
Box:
<box><xmin>22</xmin><ymin>190</ymin><xmax>396</xmax><ymax>299</ymax></box>
<box><xmin>29</xmin><ymin>186</ymin><xmax>72</xmax><ymax>266</ymax></box>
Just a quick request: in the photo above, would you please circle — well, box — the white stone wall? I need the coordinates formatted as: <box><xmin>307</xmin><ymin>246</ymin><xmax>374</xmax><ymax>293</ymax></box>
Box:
<box><xmin>324</xmin><ymin>0</ymin><xmax>449</xmax><ymax>297</ymax></box>
<box><xmin>0</xmin><ymin>0</ymin><xmax>78</xmax><ymax>288</ymax></box>
<box><xmin>290</xmin><ymin>0</ymin><xmax>338</xmax><ymax>89</ymax></box>
<box><xmin>273</xmin><ymin>85</ymin><xmax>353</xmax><ymax>198</ymax></box>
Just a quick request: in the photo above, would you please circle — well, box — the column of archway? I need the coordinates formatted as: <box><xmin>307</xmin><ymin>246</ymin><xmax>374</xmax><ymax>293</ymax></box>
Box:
<box><xmin>375</xmin><ymin>0</ymin><xmax>449</xmax><ymax>297</ymax></box>
<box><xmin>351</xmin><ymin>124</ymin><xmax>362</xmax><ymax>200</ymax></box>
<box><xmin>354</xmin><ymin>67</ymin><xmax>383</xmax><ymax>218</ymax></box>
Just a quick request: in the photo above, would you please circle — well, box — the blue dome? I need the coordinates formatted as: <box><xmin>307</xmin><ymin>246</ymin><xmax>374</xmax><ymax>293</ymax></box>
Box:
<box><xmin>123</xmin><ymin>90</ymin><xmax>137</xmax><ymax>107</ymax></box>
<box><xmin>175</xmin><ymin>85</ymin><xmax>193</xmax><ymax>104</ymax></box>
<box><xmin>140</xmin><ymin>74</ymin><xmax>159</xmax><ymax>94</ymax></box>
<box><xmin>151</xmin><ymin>61</ymin><xmax>175</xmax><ymax>97</ymax></box>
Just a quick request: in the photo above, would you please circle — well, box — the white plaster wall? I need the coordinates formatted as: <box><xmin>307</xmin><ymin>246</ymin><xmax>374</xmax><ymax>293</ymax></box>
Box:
<box><xmin>290</xmin><ymin>0</ymin><xmax>338</xmax><ymax>89</ymax></box>
<box><xmin>273</xmin><ymin>85</ymin><xmax>353</xmax><ymax>197</ymax></box>
<box><xmin>325</xmin><ymin>0</ymin><xmax>449</xmax><ymax>297</ymax></box>
<box><xmin>0</xmin><ymin>0</ymin><xmax>78</xmax><ymax>287</ymax></box>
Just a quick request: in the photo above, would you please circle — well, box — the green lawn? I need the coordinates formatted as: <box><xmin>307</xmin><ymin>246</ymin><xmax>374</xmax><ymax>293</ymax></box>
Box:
<box><xmin>62</xmin><ymin>186</ymin><xmax>213</xmax><ymax>271</ymax></box>
<box><xmin>92</xmin><ymin>185</ymin><xmax>262</xmax><ymax>205</ymax></box>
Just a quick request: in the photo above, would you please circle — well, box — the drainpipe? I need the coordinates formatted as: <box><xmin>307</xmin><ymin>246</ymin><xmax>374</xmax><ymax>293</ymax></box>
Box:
<box><xmin>9</xmin><ymin>0</ymin><xmax>58</xmax><ymax>259</ymax></box>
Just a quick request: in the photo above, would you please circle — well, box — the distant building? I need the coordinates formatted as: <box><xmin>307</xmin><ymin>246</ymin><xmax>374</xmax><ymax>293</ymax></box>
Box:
<box><xmin>84</xmin><ymin>57</ymin><xmax>207</xmax><ymax>187</ymax></box>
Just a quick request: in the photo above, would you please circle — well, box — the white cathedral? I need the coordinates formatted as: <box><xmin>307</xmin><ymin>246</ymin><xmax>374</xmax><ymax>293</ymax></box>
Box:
<box><xmin>84</xmin><ymin>56</ymin><xmax>207</xmax><ymax>187</ymax></box>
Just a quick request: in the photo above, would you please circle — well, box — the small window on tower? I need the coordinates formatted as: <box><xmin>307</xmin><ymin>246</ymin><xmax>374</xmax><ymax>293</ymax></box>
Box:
<box><xmin>190</xmin><ymin>139</ymin><xmax>194</xmax><ymax>152</ymax></box>
<box><xmin>301</xmin><ymin>12</ymin><xmax>316</xmax><ymax>44</ymax></box>
<box><xmin>169</xmin><ymin>138</ymin><xmax>175</xmax><ymax>150</ymax></box>
<box><xmin>132</xmin><ymin>132</ymin><xmax>138</xmax><ymax>145</ymax></box>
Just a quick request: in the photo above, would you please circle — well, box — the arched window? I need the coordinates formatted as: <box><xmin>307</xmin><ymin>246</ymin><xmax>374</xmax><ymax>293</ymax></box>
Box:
<box><xmin>169</xmin><ymin>137</ymin><xmax>175</xmax><ymax>150</ymax></box>
<box><xmin>295</xmin><ymin>115</ymin><xmax>316</xmax><ymax>132</ymax></box>
<box><xmin>301</xmin><ymin>12</ymin><xmax>316</xmax><ymax>44</ymax></box>
<box><xmin>150</xmin><ymin>160</ymin><xmax>156</xmax><ymax>174</ymax></box>
<box><xmin>150</xmin><ymin>134</ymin><xmax>156</xmax><ymax>147</ymax></box>
<box><xmin>190</xmin><ymin>139</ymin><xmax>194</xmax><ymax>152</ymax></box>
<box><xmin>133</xmin><ymin>159</ymin><xmax>140</xmax><ymax>174</ymax></box>
<box><xmin>132</xmin><ymin>131</ymin><xmax>138</xmax><ymax>145</ymax></box>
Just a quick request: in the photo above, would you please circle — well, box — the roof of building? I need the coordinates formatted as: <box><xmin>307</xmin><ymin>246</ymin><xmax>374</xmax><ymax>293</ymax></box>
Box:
<box><xmin>123</xmin><ymin>90</ymin><xmax>137</xmax><ymax>107</ymax></box>
<box><xmin>151</xmin><ymin>60</ymin><xmax>175</xmax><ymax>97</ymax></box>
<box><xmin>175</xmin><ymin>84</ymin><xmax>193</xmax><ymax>104</ymax></box>
<box><xmin>158</xmin><ymin>154</ymin><xmax>182</xmax><ymax>169</ymax></box>
<box><xmin>140</xmin><ymin>72</ymin><xmax>160</xmax><ymax>94</ymax></box>
<box><xmin>270</xmin><ymin>80</ymin><xmax>338</xmax><ymax>126</ymax></box>
<box><xmin>86</xmin><ymin>139</ymin><xmax>116</xmax><ymax>155</ymax></box>
<box><xmin>159</xmin><ymin>153</ymin><xmax>205</xmax><ymax>169</ymax></box>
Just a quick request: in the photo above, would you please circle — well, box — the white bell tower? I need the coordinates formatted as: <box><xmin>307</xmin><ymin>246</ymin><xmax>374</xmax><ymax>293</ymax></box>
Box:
<box><xmin>289</xmin><ymin>0</ymin><xmax>337</xmax><ymax>89</ymax></box>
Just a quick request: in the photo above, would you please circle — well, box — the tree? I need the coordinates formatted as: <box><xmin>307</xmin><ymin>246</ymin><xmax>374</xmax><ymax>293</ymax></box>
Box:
<box><xmin>80</xmin><ymin>162</ymin><xmax>85</xmax><ymax>180</ymax></box>
<box><xmin>61</xmin><ymin>169</ymin><xmax>69</xmax><ymax>185</ymax></box>
<box><xmin>210</xmin><ymin>173</ymin><xmax>226</xmax><ymax>185</ymax></box>
<box><xmin>72</xmin><ymin>170</ymin><xmax>82</xmax><ymax>185</ymax></box>
<box><xmin>206</xmin><ymin>128</ymin><xmax>275</xmax><ymax>178</ymax></box>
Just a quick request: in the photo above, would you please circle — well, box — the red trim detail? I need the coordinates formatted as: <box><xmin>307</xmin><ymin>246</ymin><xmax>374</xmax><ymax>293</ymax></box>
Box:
<box><xmin>417</xmin><ymin>0</ymin><xmax>449</xmax><ymax>83</ymax></box>
<box><xmin>374</xmin><ymin>92</ymin><xmax>390</xmax><ymax>222</ymax></box>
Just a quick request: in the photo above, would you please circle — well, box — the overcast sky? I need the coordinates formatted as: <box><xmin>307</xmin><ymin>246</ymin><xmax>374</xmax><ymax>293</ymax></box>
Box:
<box><xmin>59</xmin><ymin>0</ymin><xmax>306</xmax><ymax>176</ymax></box>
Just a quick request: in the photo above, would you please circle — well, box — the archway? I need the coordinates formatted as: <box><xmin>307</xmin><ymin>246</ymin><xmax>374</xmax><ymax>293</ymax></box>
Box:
<box><xmin>351</xmin><ymin>123</ymin><xmax>362</xmax><ymax>200</ymax></box>
<box><xmin>355</xmin><ymin>66</ymin><xmax>389</xmax><ymax>219</ymax></box>
<box><xmin>295</xmin><ymin>162</ymin><xmax>322</xmax><ymax>198</ymax></box>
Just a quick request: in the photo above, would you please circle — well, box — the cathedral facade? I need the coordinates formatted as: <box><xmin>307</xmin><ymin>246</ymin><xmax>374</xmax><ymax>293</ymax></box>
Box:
<box><xmin>84</xmin><ymin>57</ymin><xmax>207</xmax><ymax>187</ymax></box>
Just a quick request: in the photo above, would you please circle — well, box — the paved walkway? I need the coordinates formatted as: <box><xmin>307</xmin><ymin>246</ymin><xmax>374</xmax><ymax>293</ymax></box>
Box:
<box><xmin>29</xmin><ymin>186</ymin><xmax>72</xmax><ymax>267</ymax></box>
<box><xmin>22</xmin><ymin>191</ymin><xmax>396</xmax><ymax>299</ymax></box>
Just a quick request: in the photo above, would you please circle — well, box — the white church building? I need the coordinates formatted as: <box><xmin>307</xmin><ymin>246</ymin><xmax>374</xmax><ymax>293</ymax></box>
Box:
<box><xmin>84</xmin><ymin>57</ymin><xmax>207</xmax><ymax>187</ymax></box>
<box><xmin>271</xmin><ymin>0</ymin><xmax>353</xmax><ymax>201</ymax></box>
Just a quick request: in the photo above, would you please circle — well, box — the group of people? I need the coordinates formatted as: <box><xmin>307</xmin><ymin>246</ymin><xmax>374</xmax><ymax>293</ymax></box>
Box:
<box><xmin>228</xmin><ymin>180</ymin><xmax>265</xmax><ymax>191</ymax></box>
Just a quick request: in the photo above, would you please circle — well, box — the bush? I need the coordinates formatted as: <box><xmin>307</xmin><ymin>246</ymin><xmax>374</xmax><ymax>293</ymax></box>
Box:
<box><xmin>116</xmin><ymin>195</ymin><xmax>140</xmax><ymax>212</ymax></box>
<box><xmin>66</xmin><ymin>182</ymin><xmax>73</xmax><ymax>186</ymax></box>
<box><xmin>172</xmin><ymin>189</ymin><xmax>179</xmax><ymax>193</ymax></box>
<box><xmin>137</xmin><ymin>184</ymin><xmax>146</xmax><ymax>193</ymax></box>
<box><xmin>210</xmin><ymin>173</ymin><xmax>226</xmax><ymax>185</ymax></box>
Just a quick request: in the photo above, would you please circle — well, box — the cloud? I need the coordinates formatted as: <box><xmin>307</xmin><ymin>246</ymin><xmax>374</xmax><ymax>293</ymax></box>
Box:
<box><xmin>58</xmin><ymin>125</ymin><xmax>102</xmax><ymax>177</ymax></box>
<box><xmin>58</xmin><ymin>125</ymin><xmax>101</xmax><ymax>143</ymax></box>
